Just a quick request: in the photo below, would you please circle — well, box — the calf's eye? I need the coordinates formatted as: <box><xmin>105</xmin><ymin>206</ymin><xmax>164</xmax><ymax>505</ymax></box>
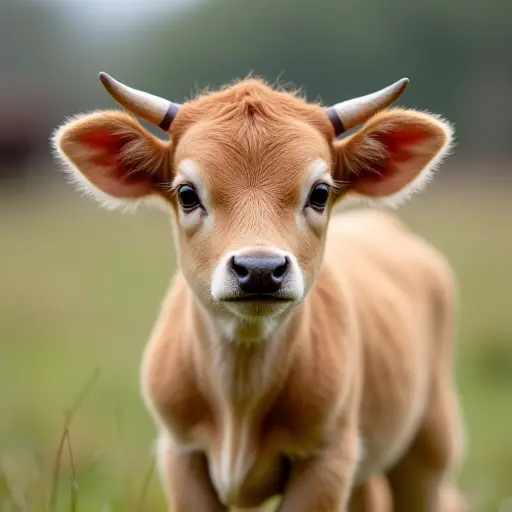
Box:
<box><xmin>306</xmin><ymin>183</ymin><xmax>330</xmax><ymax>211</ymax></box>
<box><xmin>178</xmin><ymin>184</ymin><xmax>202</xmax><ymax>211</ymax></box>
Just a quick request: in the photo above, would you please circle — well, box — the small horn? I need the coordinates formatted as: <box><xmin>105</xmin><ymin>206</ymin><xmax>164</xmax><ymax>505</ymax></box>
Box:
<box><xmin>325</xmin><ymin>78</ymin><xmax>409</xmax><ymax>136</ymax></box>
<box><xmin>98</xmin><ymin>72</ymin><xmax>180</xmax><ymax>131</ymax></box>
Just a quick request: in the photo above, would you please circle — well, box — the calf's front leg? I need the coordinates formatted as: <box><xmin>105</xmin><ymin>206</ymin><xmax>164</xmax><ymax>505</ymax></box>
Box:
<box><xmin>348</xmin><ymin>475</ymin><xmax>393</xmax><ymax>512</ymax></box>
<box><xmin>157</xmin><ymin>436</ymin><xmax>226</xmax><ymax>512</ymax></box>
<box><xmin>277</xmin><ymin>431</ymin><xmax>360</xmax><ymax>512</ymax></box>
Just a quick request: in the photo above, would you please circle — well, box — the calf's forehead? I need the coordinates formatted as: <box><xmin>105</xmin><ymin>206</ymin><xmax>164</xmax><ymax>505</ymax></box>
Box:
<box><xmin>173</xmin><ymin>119</ymin><xmax>333</xmax><ymax>202</ymax></box>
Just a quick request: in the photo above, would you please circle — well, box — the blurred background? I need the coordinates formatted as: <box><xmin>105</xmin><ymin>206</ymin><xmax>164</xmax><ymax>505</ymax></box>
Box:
<box><xmin>1</xmin><ymin>0</ymin><xmax>511</xmax><ymax>510</ymax></box>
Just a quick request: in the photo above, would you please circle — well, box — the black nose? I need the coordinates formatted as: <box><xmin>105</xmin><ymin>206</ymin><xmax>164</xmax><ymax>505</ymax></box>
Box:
<box><xmin>230</xmin><ymin>253</ymin><xmax>290</xmax><ymax>294</ymax></box>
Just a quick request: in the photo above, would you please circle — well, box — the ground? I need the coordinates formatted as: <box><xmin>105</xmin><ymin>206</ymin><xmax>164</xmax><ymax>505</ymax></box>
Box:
<box><xmin>1</xmin><ymin>172</ymin><xmax>511</xmax><ymax>511</ymax></box>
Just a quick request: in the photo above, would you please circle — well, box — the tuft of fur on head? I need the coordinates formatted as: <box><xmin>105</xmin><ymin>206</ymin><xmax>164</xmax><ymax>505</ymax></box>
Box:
<box><xmin>51</xmin><ymin>110</ymin><xmax>170</xmax><ymax>214</ymax></box>
<box><xmin>188</xmin><ymin>73</ymin><xmax>307</xmax><ymax>104</ymax></box>
<box><xmin>175</xmin><ymin>76</ymin><xmax>333</xmax><ymax>145</ymax></box>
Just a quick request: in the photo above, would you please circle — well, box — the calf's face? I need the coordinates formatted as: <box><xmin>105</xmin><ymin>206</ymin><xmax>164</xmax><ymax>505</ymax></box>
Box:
<box><xmin>53</xmin><ymin>79</ymin><xmax>453</xmax><ymax>326</ymax></box>
<box><xmin>171</xmin><ymin>115</ymin><xmax>337</xmax><ymax>321</ymax></box>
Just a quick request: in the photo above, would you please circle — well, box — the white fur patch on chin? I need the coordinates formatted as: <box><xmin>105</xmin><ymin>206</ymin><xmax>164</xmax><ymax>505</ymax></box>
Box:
<box><xmin>210</xmin><ymin>247</ymin><xmax>304</xmax><ymax>343</ymax></box>
<box><xmin>214</xmin><ymin>315</ymin><xmax>281</xmax><ymax>344</ymax></box>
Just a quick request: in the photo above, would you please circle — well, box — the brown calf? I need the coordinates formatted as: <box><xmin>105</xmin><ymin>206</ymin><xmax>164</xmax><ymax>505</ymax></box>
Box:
<box><xmin>53</xmin><ymin>73</ymin><xmax>467</xmax><ymax>511</ymax></box>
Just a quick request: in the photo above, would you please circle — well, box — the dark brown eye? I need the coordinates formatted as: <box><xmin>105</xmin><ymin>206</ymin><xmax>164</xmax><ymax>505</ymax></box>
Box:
<box><xmin>178</xmin><ymin>184</ymin><xmax>202</xmax><ymax>211</ymax></box>
<box><xmin>306</xmin><ymin>183</ymin><xmax>330</xmax><ymax>211</ymax></box>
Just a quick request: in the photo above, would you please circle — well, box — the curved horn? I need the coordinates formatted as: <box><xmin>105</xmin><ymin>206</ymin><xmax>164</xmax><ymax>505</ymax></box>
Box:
<box><xmin>98</xmin><ymin>72</ymin><xmax>180</xmax><ymax>131</ymax></box>
<box><xmin>324</xmin><ymin>78</ymin><xmax>409</xmax><ymax>136</ymax></box>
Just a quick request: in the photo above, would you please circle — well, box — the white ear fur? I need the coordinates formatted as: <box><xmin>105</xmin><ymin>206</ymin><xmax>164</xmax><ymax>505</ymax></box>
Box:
<box><xmin>340</xmin><ymin>109</ymin><xmax>455</xmax><ymax>209</ymax></box>
<box><xmin>380</xmin><ymin>113</ymin><xmax>454</xmax><ymax>208</ymax></box>
<box><xmin>51</xmin><ymin>111</ymin><xmax>170</xmax><ymax>214</ymax></box>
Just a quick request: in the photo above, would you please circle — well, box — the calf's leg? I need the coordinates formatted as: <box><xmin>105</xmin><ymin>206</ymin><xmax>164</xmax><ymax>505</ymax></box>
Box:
<box><xmin>349</xmin><ymin>475</ymin><xmax>393</xmax><ymax>512</ymax></box>
<box><xmin>386</xmin><ymin>369</ymin><xmax>466</xmax><ymax>512</ymax></box>
<box><xmin>157</xmin><ymin>436</ymin><xmax>226</xmax><ymax>512</ymax></box>
<box><xmin>276</xmin><ymin>427</ymin><xmax>360</xmax><ymax>512</ymax></box>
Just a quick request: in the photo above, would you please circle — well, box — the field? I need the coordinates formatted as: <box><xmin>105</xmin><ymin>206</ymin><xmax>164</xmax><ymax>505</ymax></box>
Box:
<box><xmin>1</xmin><ymin>173</ymin><xmax>511</xmax><ymax>511</ymax></box>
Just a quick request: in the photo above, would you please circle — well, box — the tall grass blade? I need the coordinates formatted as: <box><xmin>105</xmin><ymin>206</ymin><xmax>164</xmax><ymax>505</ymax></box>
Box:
<box><xmin>133</xmin><ymin>457</ymin><xmax>156</xmax><ymax>512</ymax></box>
<box><xmin>47</xmin><ymin>367</ymin><xmax>101</xmax><ymax>512</ymax></box>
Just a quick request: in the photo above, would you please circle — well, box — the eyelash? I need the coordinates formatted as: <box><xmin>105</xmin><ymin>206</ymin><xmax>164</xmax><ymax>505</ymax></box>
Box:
<box><xmin>304</xmin><ymin>182</ymin><xmax>333</xmax><ymax>212</ymax></box>
<box><xmin>170</xmin><ymin>180</ymin><xmax>341</xmax><ymax>215</ymax></box>
<box><xmin>175</xmin><ymin>183</ymin><xmax>206</xmax><ymax>213</ymax></box>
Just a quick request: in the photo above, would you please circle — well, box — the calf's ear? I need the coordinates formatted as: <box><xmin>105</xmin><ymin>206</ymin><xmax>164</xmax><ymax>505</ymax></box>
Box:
<box><xmin>334</xmin><ymin>109</ymin><xmax>454</xmax><ymax>206</ymax></box>
<box><xmin>52</xmin><ymin>111</ymin><xmax>170</xmax><ymax>210</ymax></box>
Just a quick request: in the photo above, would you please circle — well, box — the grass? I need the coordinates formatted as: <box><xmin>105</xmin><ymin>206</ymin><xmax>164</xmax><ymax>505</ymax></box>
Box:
<box><xmin>1</xmin><ymin>173</ymin><xmax>512</xmax><ymax>511</ymax></box>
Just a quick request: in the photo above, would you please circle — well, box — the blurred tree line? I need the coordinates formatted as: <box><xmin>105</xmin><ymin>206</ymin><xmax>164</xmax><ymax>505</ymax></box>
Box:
<box><xmin>1</xmin><ymin>0</ymin><xmax>510</xmax><ymax>187</ymax></box>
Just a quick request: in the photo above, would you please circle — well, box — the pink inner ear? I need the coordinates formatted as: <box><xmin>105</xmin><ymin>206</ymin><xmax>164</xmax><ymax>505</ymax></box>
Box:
<box><xmin>355</xmin><ymin>126</ymin><xmax>431</xmax><ymax>197</ymax></box>
<box><xmin>80</xmin><ymin>131</ymin><xmax>154</xmax><ymax>199</ymax></box>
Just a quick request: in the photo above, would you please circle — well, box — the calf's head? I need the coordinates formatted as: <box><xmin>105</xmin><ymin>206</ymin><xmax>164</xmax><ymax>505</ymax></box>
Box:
<box><xmin>53</xmin><ymin>73</ymin><xmax>453</xmax><ymax>326</ymax></box>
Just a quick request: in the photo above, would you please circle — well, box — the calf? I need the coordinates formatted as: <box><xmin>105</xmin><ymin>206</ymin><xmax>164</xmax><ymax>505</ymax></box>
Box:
<box><xmin>53</xmin><ymin>73</ymin><xmax>466</xmax><ymax>511</ymax></box>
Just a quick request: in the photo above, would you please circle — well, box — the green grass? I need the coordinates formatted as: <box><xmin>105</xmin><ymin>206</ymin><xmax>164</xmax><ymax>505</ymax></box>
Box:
<box><xmin>1</xmin><ymin>176</ymin><xmax>511</xmax><ymax>511</ymax></box>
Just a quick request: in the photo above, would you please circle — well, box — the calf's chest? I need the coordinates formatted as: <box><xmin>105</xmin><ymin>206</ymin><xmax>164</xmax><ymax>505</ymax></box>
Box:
<box><xmin>159</xmin><ymin>344</ymin><xmax>330</xmax><ymax>508</ymax></box>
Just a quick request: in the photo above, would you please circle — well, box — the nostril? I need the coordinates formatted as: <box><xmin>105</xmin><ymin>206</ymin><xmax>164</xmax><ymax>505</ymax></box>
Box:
<box><xmin>231</xmin><ymin>253</ymin><xmax>289</xmax><ymax>294</ymax></box>
<box><xmin>230</xmin><ymin>256</ymin><xmax>249</xmax><ymax>278</ymax></box>
<box><xmin>272</xmin><ymin>256</ymin><xmax>289</xmax><ymax>280</ymax></box>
